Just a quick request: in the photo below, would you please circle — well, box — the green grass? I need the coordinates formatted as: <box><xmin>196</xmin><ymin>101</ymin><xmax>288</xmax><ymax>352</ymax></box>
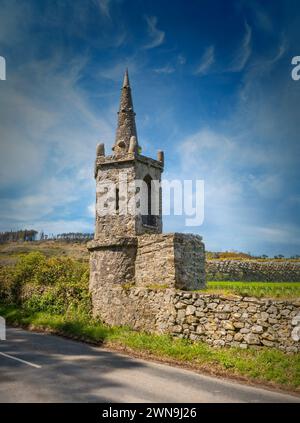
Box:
<box><xmin>1</xmin><ymin>303</ymin><xmax>299</xmax><ymax>391</ymax></box>
<box><xmin>205</xmin><ymin>281</ymin><xmax>300</xmax><ymax>299</ymax></box>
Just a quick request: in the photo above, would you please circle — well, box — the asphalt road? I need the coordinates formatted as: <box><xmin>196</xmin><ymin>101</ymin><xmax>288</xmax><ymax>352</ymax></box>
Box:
<box><xmin>0</xmin><ymin>327</ymin><xmax>299</xmax><ymax>403</ymax></box>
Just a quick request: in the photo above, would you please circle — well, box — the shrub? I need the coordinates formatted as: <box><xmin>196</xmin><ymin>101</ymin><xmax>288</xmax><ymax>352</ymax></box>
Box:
<box><xmin>0</xmin><ymin>265</ymin><xmax>15</xmax><ymax>303</ymax></box>
<box><xmin>23</xmin><ymin>282</ymin><xmax>91</xmax><ymax>316</ymax></box>
<box><xmin>24</xmin><ymin>290</ymin><xmax>66</xmax><ymax>315</ymax></box>
<box><xmin>31</xmin><ymin>256</ymin><xmax>87</xmax><ymax>286</ymax></box>
<box><xmin>14</xmin><ymin>252</ymin><xmax>46</xmax><ymax>284</ymax></box>
<box><xmin>1</xmin><ymin>252</ymin><xmax>47</xmax><ymax>303</ymax></box>
<box><xmin>0</xmin><ymin>252</ymin><xmax>90</xmax><ymax>309</ymax></box>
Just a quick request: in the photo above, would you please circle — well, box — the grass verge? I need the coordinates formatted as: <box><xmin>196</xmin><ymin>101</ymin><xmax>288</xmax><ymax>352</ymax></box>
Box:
<box><xmin>1</xmin><ymin>303</ymin><xmax>299</xmax><ymax>393</ymax></box>
<box><xmin>205</xmin><ymin>281</ymin><xmax>300</xmax><ymax>299</ymax></box>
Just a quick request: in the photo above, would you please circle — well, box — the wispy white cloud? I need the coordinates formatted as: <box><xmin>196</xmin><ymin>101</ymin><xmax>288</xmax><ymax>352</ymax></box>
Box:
<box><xmin>240</xmin><ymin>38</ymin><xmax>287</xmax><ymax>92</ymax></box>
<box><xmin>239</xmin><ymin>37</ymin><xmax>289</xmax><ymax>111</ymax></box>
<box><xmin>0</xmin><ymin>163</ymin><xmax>96</xmax><ymax>232</ymax></box>
<box><xmin>154</xmin><ymin>54</ymin><xmax>186</xmax><ymax>75</ymax></box>
<box><xmin>154</xmin><ymin>65</ymin><xmax>175</xmax><ymax>74</ymax></box>
<box><xmin>166</xmin><ymin>129</ymin><xmax>244</xmax><ymax>239</ymax></box>
<box><xmin>246</xmin><ymin>224</ymin><xmax>300</xmax><ymax>246</ymax></box>
<box><xmin>268</xmin><ymin>38</ymin><xmax>287</xmax><ymax>65</ymax></box>
<box><xmin>165</xmin><ymin>24</ymin><xmax>299</xmax><ymax>253</ymax></box>
<box><xmin>253</xmin><ymin>8</ymin><xmax>273</xmax><ymax>32</ymax></box>
<box><xmin>194</xmin><ymin>46</ymin><xmax>215</xmax><ymax>76</ymax></box>
<box><xmin>0</xmin><ymin>51</ymin><xmax>113</xmax><ymax>233</ymax></box>
<box><xmin>0</xmin><ymin>177</ymin><xmax>78</xmax><ymax>222</ymax></box>
<box><xmin>0</xmin><ymin>0</ymin><xmax>32</xmax><ymax>46</ymax></box>
<box><xmin>92</xmin><ymin>0</ymin><xmax>112</xmax><ymax>19</ymax></box>
<box><xmin>249</xmin><ymin>174</ymin><xmax>283</xmax><ymax>199</ymax></box>
<box><xmin>177</xmin><ymin>54</ymin><xmax>186</xmax><ymax>65</ymax></box>
<box><xmin>143</xmin><ymin>16</ymin><xmax>165</xmax><ymax>49</ymax></box>
<box><xmin>98</xmin><ymin>59</ymin><xmax>140</xmax><ymax>82</ymax></box>
<box><xmin>165</xmin><ymin>111</ymin><xmax>298</xmax><ymax>253</ymax></box>
<box><xmin>87</xmin><ymin>202</ymin><xmax>96</xmax><ymax>218</ymax></box>
<box><xmin>228</xmin><ymin>22</ymin><xmax>252</xmax><ymax>72</ymax></box>
<box><xmin>243</xmin><ymin>0</ymin><xmax>273</xmax><ymax>33</ymax></box>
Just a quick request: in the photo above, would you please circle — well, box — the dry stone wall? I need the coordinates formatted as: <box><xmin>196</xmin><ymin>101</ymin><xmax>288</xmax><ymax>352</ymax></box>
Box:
<box><xmin>89</xmin><ymin>284</ymin><xmax>300</xmax><ymax>353</ymax></box>
<box><xmin>206</xmin><ymin>260</ymin><xmax>300</xmax><ymax>282</ymax></box>
<box><xmin>171</xmin><ymin>292</ymin><xmax>300</xmax><ymax>353</ymax></box>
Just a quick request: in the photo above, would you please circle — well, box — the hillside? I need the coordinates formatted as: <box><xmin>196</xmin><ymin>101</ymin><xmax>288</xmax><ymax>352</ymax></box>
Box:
<box><xmin>0</xmin><ymin>240</ymin><xmax>89</xmax><ymax>266</ymax></box>
<box><xmin>1</xmin><ymin>241</ymin><xmax>299</xmax><ymax>282</ymax></box>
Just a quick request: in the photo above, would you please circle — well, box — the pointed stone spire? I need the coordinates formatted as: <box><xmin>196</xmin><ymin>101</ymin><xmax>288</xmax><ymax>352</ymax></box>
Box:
<box><xmin>123</xmin><ymin>68</ymin><xmax>129</xmax><ymax>87</ymax></box>
<box><xmin>113</xmin><ymin>69</ymin><xmax>139</xmax><ymax>155</ymax></box>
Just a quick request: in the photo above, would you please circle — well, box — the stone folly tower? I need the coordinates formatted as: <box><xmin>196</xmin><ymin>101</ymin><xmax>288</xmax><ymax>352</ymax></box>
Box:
<box><xmin>93</xmin><ymin>69</ymin><xmax>164</xmax><ymax>239</ymax></box>
<box><xmin>88</xmin><ymin>70</ymin><xmax>205</xmax><ymax>328</ymax></box>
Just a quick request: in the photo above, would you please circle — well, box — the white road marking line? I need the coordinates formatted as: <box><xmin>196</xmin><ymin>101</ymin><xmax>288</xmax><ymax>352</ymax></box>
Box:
<box><xmin>0</xmin><ymin>351</ymin><xmax>41</xmax><ymax>369</ymax></box>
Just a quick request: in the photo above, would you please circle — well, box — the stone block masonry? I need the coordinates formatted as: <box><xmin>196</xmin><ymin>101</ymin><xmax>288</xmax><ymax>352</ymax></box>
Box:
<box><xmin>87</xmin><ymin>282</ymin><xmax>300</xmax><ymax>353</ymax></box>
<box><xmin>94</xmin><ymin>153</ymin><xmax>164</xmax><ymax>239</ymax></box>
<box><xmin>88</xmin><ymin>237</ymin><xmax>137</xmax><ymax>287</ymax></box>
<box><xmin>88</xmin><ymin>286</ymin><xmax>176</xmax><ymax>333</ymax></box>
<box><xmin>135</xmin><ymin>233</ymin><xmax>205</xmax><ymax>290</ymax></box>
<box><xmin>88</xmin><ymin>233</ymin><xmax>205</xmax><ymax>309</ymax></box>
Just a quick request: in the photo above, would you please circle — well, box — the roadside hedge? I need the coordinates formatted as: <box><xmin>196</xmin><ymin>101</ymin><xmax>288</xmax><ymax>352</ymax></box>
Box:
<box><xmin>0</xmin><ymin>252</ymin><xmax>91</xmax><ymax>315</ymax></box>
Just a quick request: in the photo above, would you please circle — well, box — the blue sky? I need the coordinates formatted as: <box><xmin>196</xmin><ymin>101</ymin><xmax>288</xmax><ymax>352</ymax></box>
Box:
<box><xmin>0</xmin><ymin>0</ymin><xmax>299</xmax><ymax>256</ymax></box>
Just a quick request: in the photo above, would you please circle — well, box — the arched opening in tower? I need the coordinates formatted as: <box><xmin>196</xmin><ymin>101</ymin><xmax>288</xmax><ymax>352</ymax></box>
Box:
<box><xmin>142</xmin><ymin>175</ymin><xmax>156</xmax><ymax>227</ymax></box>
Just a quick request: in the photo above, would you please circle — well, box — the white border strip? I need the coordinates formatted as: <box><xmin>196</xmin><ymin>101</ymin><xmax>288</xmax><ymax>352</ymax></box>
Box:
<box><xmin>0</xmin><ymin>351</ymin><xmax>41</xmax><ymax>368</ymax></box>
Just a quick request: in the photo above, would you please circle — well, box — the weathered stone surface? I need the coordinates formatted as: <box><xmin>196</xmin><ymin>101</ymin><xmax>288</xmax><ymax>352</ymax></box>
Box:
<box><xmin>207</xmin><ymin>302</ymin><xmax>218</xmax><ymax>310</ymax></box>
<box><xmin>244</xmin><ymin>333</ymin><xmax>261</xmax><ymax>345</ymax></box>
<box><xmin>222</xmin><ymin>321</ymin><xmax>235</xmax><ymax>330</ymax></box>
<box><xmin>172</xmin><ymin>325</ymin><xmax>182</xmax><ymax>333</ymax></box>
<box><xmin>88</xmin><ymin>238</ymin><xmax>137</xmax><ymax>287</ymax></box>
<box><xmin>186</xmin><ymin>305</ymin><xmax>196</xmax><ymax>315</ymax></box>
<box><xmin>186</xmin><ymin>315</ymin><xmax>198</xmax><ymax>324</ymax></box>
<box><xmin>233</xmin><ymin>321</ymin><xmax>244</xmax><ymax>329</ymax></box>
<box><xmin>261</xmin><ymin>340</ymin><xmax>274</xmax><ymax>347</ymax></box>
<box><xmin>113</xmin><ymin>69</ymin><xmax>138</xmax><ymax>156</ymax></box>
<box><xmin>251</xmin><ymin>325</ymin><xmax>264</xmax><ymax>334</ymax></box>
<box><xmin>206</xmin><ymin>259</ymin><xmax>300</xmax><ymax>282</ymax></box>
<box><xmin>234</xmin><ymin>333</ymin><xmax>243</xmax><ymax>341</ymax></box>
<box><xmin>135</xmin><ymin>233</ymin><xmax>205</xmax><ymax>290</ymax></box>
<box><xmin>89</xmin><ymin>281</ymin><xmax>300</xmax><ymax>353</ymax></box>
<box><xmin>94</xmin><ymin>155</ymin><xmax>163</xmax><ymax>238</ymax></box>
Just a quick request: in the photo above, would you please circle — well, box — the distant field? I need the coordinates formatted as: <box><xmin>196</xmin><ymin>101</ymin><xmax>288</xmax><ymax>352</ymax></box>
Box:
<box><xmin>0</xmin><ymin>240</ymin><xmax>89</xmax><ymax>266</ymax></box>
<box><xmin>1</xmin><ymin>241</ymin><xmax>299</xmax><ymax>262</ymax></box>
